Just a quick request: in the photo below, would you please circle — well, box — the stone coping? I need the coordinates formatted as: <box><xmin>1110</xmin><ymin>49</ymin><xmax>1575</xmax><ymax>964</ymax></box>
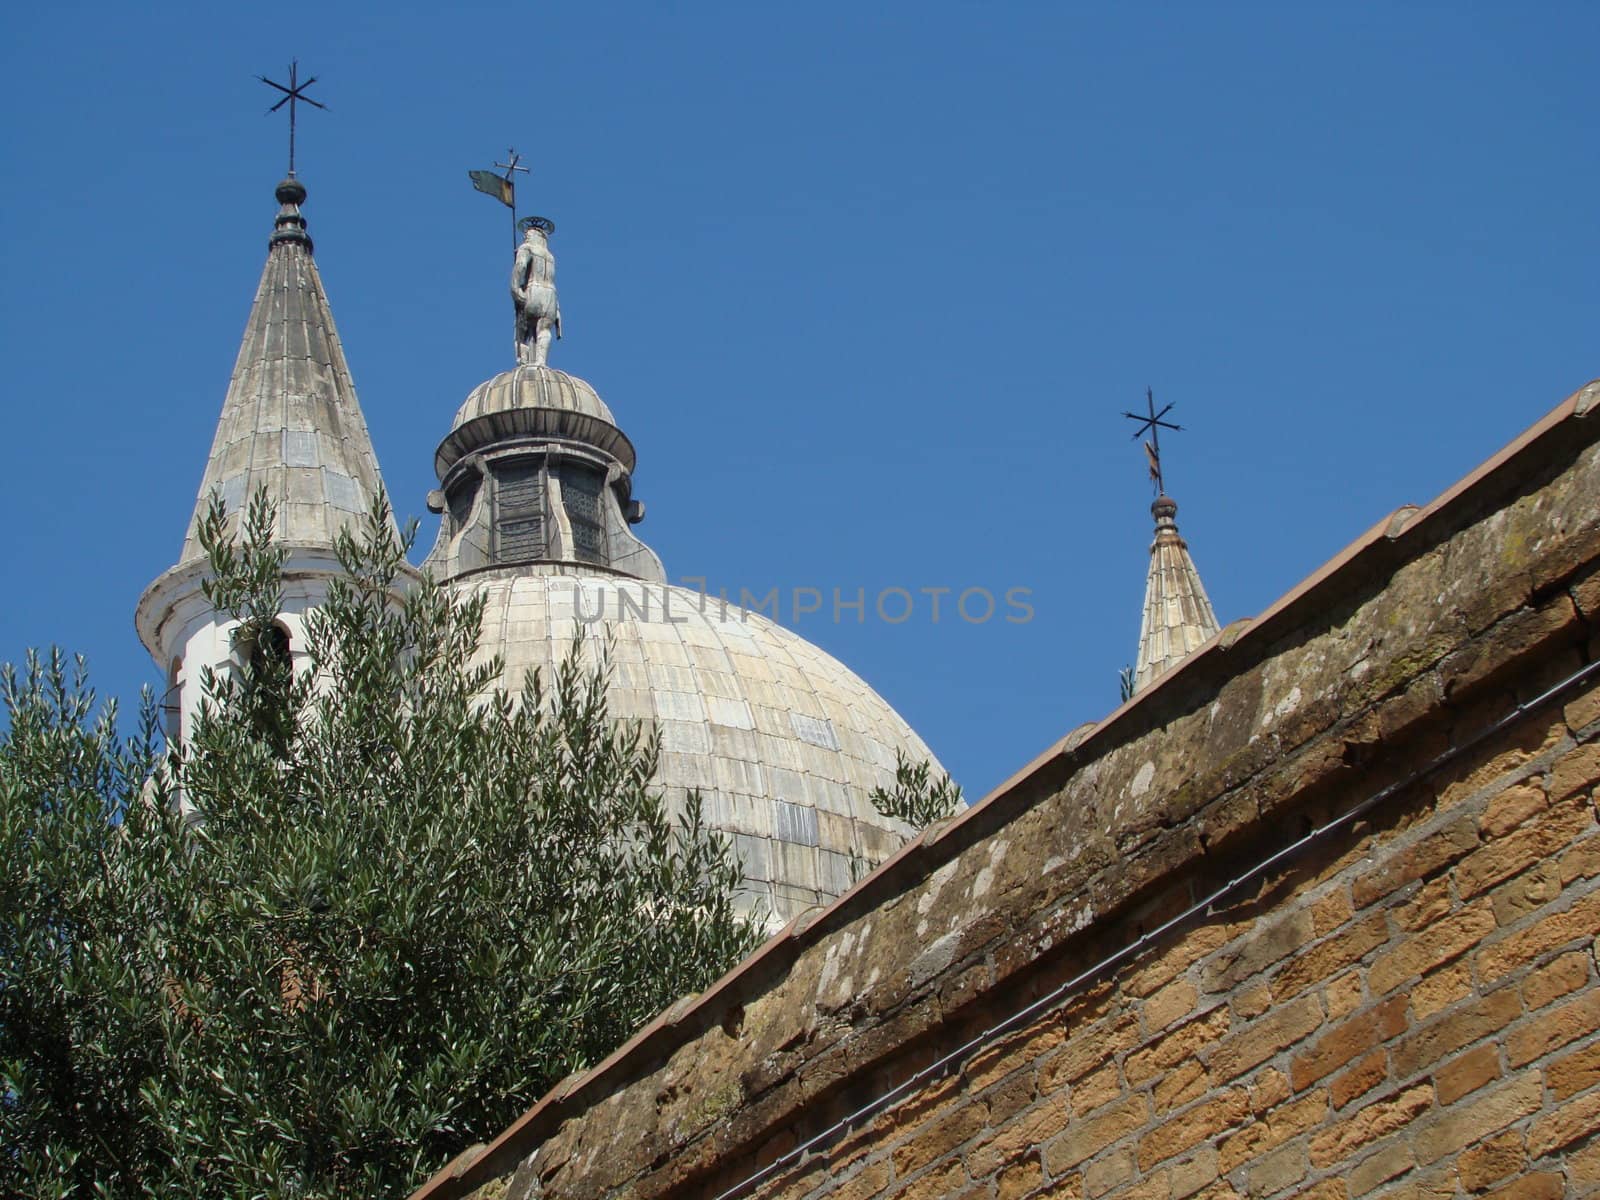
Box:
<box><xmin>410</xmin><ymin>379</ymin><xmax>1600</xmax><ymax>1200</ymax></box>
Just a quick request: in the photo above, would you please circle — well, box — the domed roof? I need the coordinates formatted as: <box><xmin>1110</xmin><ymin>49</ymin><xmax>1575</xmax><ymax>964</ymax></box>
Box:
<box><xmin>461</xmin><ymin>569</ymin><xmax>937</xmax><ymax>928</ymax></box>
<box><xmin>436</xmin><ymin>364</ymin><xmax>635</xmax><ymax>481</ymax></box>
<box><xmin>452</xmin><ymin>364</ymin><xmax>614</xmax><ymax>428</ymax></box>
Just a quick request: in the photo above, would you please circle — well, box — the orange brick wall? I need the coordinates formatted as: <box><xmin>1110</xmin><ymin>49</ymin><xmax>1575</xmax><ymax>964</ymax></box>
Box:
<box><xmin>734</xmin><ymin>686</ymin><xmax>1600</xmax><ymax>1200</ymax></box>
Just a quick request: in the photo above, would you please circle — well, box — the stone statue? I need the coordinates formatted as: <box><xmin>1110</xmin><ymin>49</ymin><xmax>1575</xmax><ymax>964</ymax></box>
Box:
<box><xmin>512</xmin><ymin>219</ymin><xmax>562</xmax><ymax>367</ymax></box>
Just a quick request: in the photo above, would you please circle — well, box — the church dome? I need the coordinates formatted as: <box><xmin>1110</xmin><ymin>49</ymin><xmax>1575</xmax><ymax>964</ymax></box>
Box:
<box><xmin>453</xmin><ymin>363</ymin><xmax>614</xmax><ymax>427</ymax></box>
<box><xmin>435</xmin><ymin>364</ymin><xmax>635</xmax><ymax>483</ymax></box>
<box><xmin>464</xmin><ymin>568</ymin><xmax>932</xmax><ymax>927</ymax></box>
<box><xmin>424</xmin><ymin>213</ymin><xmax>945</xmax><ymax>929</ymax></box>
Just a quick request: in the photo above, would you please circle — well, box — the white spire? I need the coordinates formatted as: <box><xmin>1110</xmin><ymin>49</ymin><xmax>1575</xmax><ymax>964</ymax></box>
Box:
<box><xmin>1133</xmin><ymin>495</ymin><xmax>1220</xmax><ymax>693</ymax></box>
<box><xmin>137</xmin><ymin>178</ymin><xmax>402</xmax><ymax>749</ymax></box>
<box><xmin>176</xmin><ymin>176</ymin><xmax>392</xmax><ymax>564</ymax></box>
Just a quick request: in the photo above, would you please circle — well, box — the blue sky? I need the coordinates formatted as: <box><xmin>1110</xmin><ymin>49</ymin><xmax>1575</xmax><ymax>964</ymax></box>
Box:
<box><xmin>2</xmin><ymin>2</ymin><xmax>1595</xmax><ymax>799</ymax></box>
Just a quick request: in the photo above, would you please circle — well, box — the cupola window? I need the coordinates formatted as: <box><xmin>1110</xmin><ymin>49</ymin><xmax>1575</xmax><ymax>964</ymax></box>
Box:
<box><xmin>559</xmin><ymin>463</ymin><xmax>608</xmax><ymax>565</ymax></box>
<box><xmin>492</xmin><ymin>458</ymin><xmax>546</xmax><ymax>563</ymax></box>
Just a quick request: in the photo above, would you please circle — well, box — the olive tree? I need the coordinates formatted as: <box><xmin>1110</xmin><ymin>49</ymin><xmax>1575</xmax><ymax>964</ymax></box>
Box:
<box><xmin>0</xmin><ymin>492</ymin><xmax>760</xmax><ymax>1198</ymax></box>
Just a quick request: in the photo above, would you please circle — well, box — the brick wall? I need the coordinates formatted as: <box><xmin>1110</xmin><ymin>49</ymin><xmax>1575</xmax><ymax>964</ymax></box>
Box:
<box><xmin>727</xmin><ymin>684</ymin><xmax>1600</xmax><ymax>1200</ymax></box>
<box><xmin>416</xmin><ymin>388</ymin><xmax>1600</xmax><ymax>1200</ymax></box>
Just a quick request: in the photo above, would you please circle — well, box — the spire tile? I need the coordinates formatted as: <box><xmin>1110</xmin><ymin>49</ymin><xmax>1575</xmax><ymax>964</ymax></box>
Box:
<box><xmin>178</xmin><ymin>178</ymin><xmax>390</xmax><ymax>562</ymax></box>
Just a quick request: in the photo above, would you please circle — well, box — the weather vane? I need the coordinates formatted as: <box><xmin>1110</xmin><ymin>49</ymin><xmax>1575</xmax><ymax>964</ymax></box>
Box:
<box><xmin>1123</xmin><ymin>387</ymin><xmax>1184</xmax><ymax>497</ymax></box>
<box><xmin>259</xmin><ymin>60</ymin><xmax>327</xmax><ymax>178</ymax></box>
<box><xmin>470</xmin><ymin>147</ymin><xmax>532</xmax><ymax>247</ymax></box>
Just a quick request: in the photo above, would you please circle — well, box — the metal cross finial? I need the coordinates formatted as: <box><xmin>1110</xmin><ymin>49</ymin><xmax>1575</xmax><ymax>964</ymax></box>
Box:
<box><xmin>494</xmin><ymin>148</ymin><xmax>530</xmax><ymax>180</ymax></box>
<box><xmin>259</xmin><ymin>60</ymin><xmax>327</xmax><ymax>177</ymax></box>
<box><xmin>1123</xmin><ymin>386</ymin><xmax>1184</xmax><ymax>497</ymax></box>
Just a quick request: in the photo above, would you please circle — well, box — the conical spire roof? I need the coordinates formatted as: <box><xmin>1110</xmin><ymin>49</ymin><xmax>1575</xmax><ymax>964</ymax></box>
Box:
<box><xmin>1133</xmin><ymin>495</ymin><xmax>1220</xmax><ymax>693</ymax></box>
<box><xmin>177</xmin><ymin>177</ymin><xmax>389</xmax><ymax>563</ymax></box>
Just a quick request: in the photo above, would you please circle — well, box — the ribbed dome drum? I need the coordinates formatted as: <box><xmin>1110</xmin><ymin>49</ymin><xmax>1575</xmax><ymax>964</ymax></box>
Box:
<box><xmin>454</xmin><ymin>364</ymin><xmax>614</xmax><ymax>426</ymax></box>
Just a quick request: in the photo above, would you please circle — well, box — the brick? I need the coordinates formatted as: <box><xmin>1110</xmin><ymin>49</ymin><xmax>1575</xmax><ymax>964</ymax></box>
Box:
<box><xmin>831</xmin><ymin>1160</ymin><xmax>891</xmax><ymax>1200</ymax></box>
<box><xmin>1330</xmin><ymin>1048</ymin><xmax>1389</xmax><ymax>1109</ymax></box>
<box><xmin>1124</xmin><ymin>1007</ymin><xmax>1230</xmax><ymax>1086</ymax></box>
<box><xmin>1208</xmin><ymin>994</ymin><xmax>1323</xmax><ymax>1083</ymax></box>
<box><xmin>1291</xmin><ymin>996</ymin><xmax>1407</xmax><ymax>1090</ymax></box>
<box><xmin>892</xmin><ymin>1102</ymin><xmax>988</xmax><ymax>1175</ymax></box>
<box><xmin>1505</xmin><ymin>987</ymin><xmax>1600</xmax><ymax>1066</ymax></box>
<box><xmin>967</xmin><ymin>1098</ymin><xmax>1068</xmax><ymax>1179</ymax></box>
<box><xmin>1490</xmin><ymin>861</ymin><xmax>1563</xmax><ymax>927</ymax></box>
<box><xmin>1481</xmin><ymin>1174</ymin><xmax>1563</xmax><ymax>1200</ymax></box>
<box><xmin>996</xmin><ymin>1156</ymin><xmax>1043</xmax><ymax>1200</ymax></box>
<box><xmin>890</xmin><ymin>1157</ymin><xmax>966</xmax><ymax>1198</ymax></box>
<box><xmin>1384</xmin><ymin>1166</ymin><xmax>1457</xmax><ymax>1200</ymax></box>
<box><xmin>1479</xmin><ymin>781</ymin><xmax>1551</xmax><ymax>839</ymax></box>
<box><xmin>987</xmin><ymin>1071</ymin><xmax>1037</xmax><ymax>1126</ymax></box>
<box><xmin>1525</xmin><ymin>1082</ymin><xmax>1600</xmax><ymax>1157</ymax></box>
<box><xmin>1346</xmin><ymin>1140</ymin><xmax>1414</xmax><ymax>1196</ymax></box>
<box><xmin>1040</xmin><ymin>1012</ymin><xmax>1141</xmax><ymax>1092</ymax></box>
<box><xmin>1459</xmin><ymin>797</ymin><xmax>1595</xmax><ymax>898</ymax></box>
<box><xmin>1550</xmin><ymin>740</ymin><xmax>1600</xmax><ymax>802</ymax></box>
<box><xmin>1433</xmin><ymin>1043</ymin><xmax>1501</xmax><ymax>1104</ymax></box>
<box><xmin>1201</xmin><ymin>910</ymin><xmax>1315</xmax><ymax>992</ymax></box>
<box><xmin>1153</xmin><ymin>1059</ymin><xmax>1208</xmax><ymax>1114</ymax></box>
<box><xmin>1568</xmin><ymin>1137</ymin><xmax>1600</xmax><ymax>1188</ymax></box>
<box><xmin>1136</xmin><ymin>1089</ymin><xmax>1248</xmax><ymax>1171</ymax></box>
<box><xmin>1411</xmin><ymin>1074</ymin><xmax>1541</xmax><ymax>1164</ymax></box>
<box><xmin>1231</xmin><ymin>982</ymin><xmax>1272</xmax><ymax>1021</ymax></box>
<box><xmin>1043</xmin><ymin>1092</ymin><xmax>1150</xmax><ymax>1173</ymax></box>
<box><xmin>1455</xmin><ymin>1129</ymin><xmax>1525</xmax><ymax>1191</ymax></box>
<box><xmin>1124</xmin><ymin>925</ymin><xmax>1231</xmax><ymax>998</ymax></box>
<box><xmin>1411</xmin><ymin>960</ymin><xmax>1474</xmax><ymax>1020</ymax></box>
<box><xmin>1145</xmin><ymin>979</ymin><xmax>1199</xmax><ymax>1034</ymax></box>
<box><xmin>1477</xmin><ymin>888</ymin><xmax>1600</xmax><ymax>978</ymax></box>
<box><xmin>1393</xmin><ymin>988</ymin><xmax>1521</xmax><ymax>1077</ymax></box>
<box><xmin>1352</xmin><ymin>815</ymin><xmax>1479</xmax><ymax>907</ymax></box>
<box><xmin>1245</xmin><ymin>1143</ymin><xmax>1307</xmax><ymax>1197</ymax></box>
<box><xmin>1272</xmin><ymin>913</ymin><xmax>1388</xmax><ymax>1001</ymax></box>
<box><xmin>1394</xmin><ymin>876</ymin><xmax>1454</xmax><ymax>932</ymax></box>
<box><xmin>1313</xmin><ymin>889</ymin><xmax>1355</xmax><ymax>936</ymax></box>
<box><xmin>969</xmin><ymin>1022</ymin><xmax>1066</xmax><ymax>1092</ymax></box>
<box><xmin>1324</xmin><ymin>971</ymin><xmax>1364</xmax><ymax>1019</ymax></box>
<box><xmin>1169</xmin><ymin>1148</ymin><xmax>1219</xmax><ymax>1200</ymax></box>
<box><xmin>1071</xmin><ymin>1060</ymin><xmax>1124</xmax><ymax>1116</ymax></box>
<box><xmin>1248</xmin><ymin>1068</ymin><xmax>1290</xmax><ymax>1114</ymax></box>
<box><xmin>1308</xmin><ymin>1083</ymin><xmax>1433</xmax><ymax>1169</ymax></box>
<box><xmin>1547</xmin><ymin>1037</ymin><xmax>1600</xmax><ymax>1100</ymax></box>
<box><xmin>1112</xmin><ymin>1171</ymin><xmax>1169</xmax><ymax>1200</ymax></box>
<box><xmin>1567</xmin><ymin>680</ymin><xmax>1600</xmax><ymax>734</ymax></box>
<box><xmin>1560</xmin><ymin>831</ymin><xmax>1600</xmax><ymax>884</ymax></box>
<box><xmin>1520</xmin><ymin>948</ymin><xmax>1591</xmax><ymax>1011</ymax></box>
<box><xmin>1081</xmin><ymin>1146</ymin><xmax>1134</xmax><ymax>1198</ymax></box>
<box><xmin>1217</xmin><ymin>1091</ymin><xmax>1328</xmax><ymax>1173</ymax></box>
<box><xmin>1369</xmin><ymin>899</ymin><xmax>1495</xmax><ymax>995</ymax></box>
<box><xmin>1035</xmin><ymin>1173</ymin><xmax>1086</xmax><ymax>1199</ymax></box>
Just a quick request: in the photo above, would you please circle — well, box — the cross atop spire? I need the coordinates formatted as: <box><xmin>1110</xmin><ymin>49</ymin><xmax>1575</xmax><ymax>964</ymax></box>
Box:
<box><xmin>1123</xmin><ymin>387</ymin><xmax>1183</xmax><ymax>497</ymax></box>
<box><xmin>494</xmin><ymin>148</ymin><xmax>529</xmax><ymax>180</ymax></box>
<box><xmin>259</xmin><ymin>60</ymin><xmax>327</xmax><ymax>177</ymax></box>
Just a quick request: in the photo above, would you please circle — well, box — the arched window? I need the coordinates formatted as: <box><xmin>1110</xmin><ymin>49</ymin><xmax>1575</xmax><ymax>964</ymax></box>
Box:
<box><xmin>238</xmin><ymin>621</ymin><xmax>295</xmax><ymax>759</ymax></box>
<box><xmin>248</xmin><ymin>622</ymin><xmax>293</xmax><ymax>677</ymax></box>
